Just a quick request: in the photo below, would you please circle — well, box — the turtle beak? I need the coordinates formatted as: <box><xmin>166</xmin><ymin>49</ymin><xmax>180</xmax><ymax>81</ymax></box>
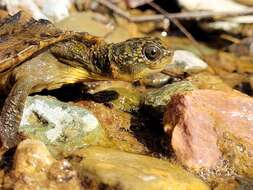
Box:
<box><xmin>161</xmin><ymin>67</ymin><xmax>181</xmax><ymax>77</ymax></box>
<box><xmin>161</xmin><ymin>49</ymin><xmax>179</xmax><ymax>76</ymax></box>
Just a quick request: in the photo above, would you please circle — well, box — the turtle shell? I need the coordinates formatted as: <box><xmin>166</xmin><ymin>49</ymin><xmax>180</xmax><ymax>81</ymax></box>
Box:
<box><xmin>0</xmin><ymin>11</ymin><xmax>76</xmax><ymax>73</ymax></box>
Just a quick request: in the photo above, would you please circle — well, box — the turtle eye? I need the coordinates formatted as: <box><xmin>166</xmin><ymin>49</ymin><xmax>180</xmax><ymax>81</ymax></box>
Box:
<box><xmin>143</xmin><ymin>44</ymin><xmax>162</xmax><ymax>61</ymax></box>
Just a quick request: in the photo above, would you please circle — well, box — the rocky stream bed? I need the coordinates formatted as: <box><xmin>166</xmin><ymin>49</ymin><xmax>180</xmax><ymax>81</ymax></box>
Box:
<box><xmin>1</xmin><ymin>1</ymin><xmax>253</xmax><ymax>190</ymax></box>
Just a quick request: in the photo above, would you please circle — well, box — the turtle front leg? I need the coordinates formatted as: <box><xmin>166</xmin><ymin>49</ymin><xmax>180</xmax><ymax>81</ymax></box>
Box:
<box><xmin>0</xmin><ymin>80</ymin><xmax>32</xmax><ymax>149</ymax></box>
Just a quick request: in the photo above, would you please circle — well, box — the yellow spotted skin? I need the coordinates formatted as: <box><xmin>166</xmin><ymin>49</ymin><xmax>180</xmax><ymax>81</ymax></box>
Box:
<box><xmin>108</xmin><ymin>37</ymin><xmax>173</xmax><ymax>81</ymax></box>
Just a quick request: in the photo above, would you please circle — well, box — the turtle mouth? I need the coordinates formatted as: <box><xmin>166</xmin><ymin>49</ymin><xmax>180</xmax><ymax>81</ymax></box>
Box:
<box><xmin>160</xmin><ymin>49</ymin><xmax>177</xmax><ymax>76</ymax></box>
<box><xmin>161</xmin><ymin>61</ymin><xmax>191</xmax><ymax>79</ymax></box>
<box><xmin>161</xmin><ymin>69</ymin><xmax>180</xmax><ymax>77</ymax></box>
<box><xmin>161</xmin><ymin>69</ymin><xmax>189</xmax><ymax>79</ymax></box>
<box><xmin>161</xmin><ymin>63</ymin><xmax>187</xmax><ymax>77</ymax></box>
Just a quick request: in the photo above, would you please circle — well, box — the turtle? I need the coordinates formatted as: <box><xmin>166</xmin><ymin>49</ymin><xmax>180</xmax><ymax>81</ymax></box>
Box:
<box><xmin>0</xmin><ymin>11</ymin><xmax>173</xmax><ymax>151</ymax></box>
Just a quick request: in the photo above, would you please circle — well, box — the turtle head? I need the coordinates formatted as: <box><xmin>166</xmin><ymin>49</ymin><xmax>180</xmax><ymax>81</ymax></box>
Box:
<box><xmin>108</xmin><ymin>37</ymin><xmax>174</xmax><ymax>81</ymax></box>
<box><xmin>50</xmin><ymin>36</ymin><xmax>173</xmax><ymax>82</ymax></box>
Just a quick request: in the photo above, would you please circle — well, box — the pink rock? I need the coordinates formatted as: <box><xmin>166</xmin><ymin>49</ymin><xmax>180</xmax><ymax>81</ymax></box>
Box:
<box><xmin>164</xmin><ymin>89</ymin><xmax>253</xmax><ymax>172</ymax></box>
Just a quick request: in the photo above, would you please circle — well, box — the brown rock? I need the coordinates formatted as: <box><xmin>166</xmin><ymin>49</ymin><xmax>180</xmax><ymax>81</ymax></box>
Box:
<box><xmin>3</xmin><ymin>139</ymin><xmax>82</xmax><ymax>190</ymax></box>
<box><xmin>74</xmin><ymin>101</ymin><xmax>147</xmax><ymax>154</ymax></box>
<box><xmin>203</xmin><ymin>51</ymin><xmax>253</xmax><ymax>88</ymax></box>
<box><xmin>164</xmin><ymin>90</ymin><xmax>253</xmax><ymax>178</ymax></box>
<box><xmin>0</xmin><ymin>10</ymin><xmax>8</xmax><ymax>19</ymax></box>
<box><xmin>187</xmin><ymin>72</ymin><xmax>233</xmax><ymax>92</ymax></box>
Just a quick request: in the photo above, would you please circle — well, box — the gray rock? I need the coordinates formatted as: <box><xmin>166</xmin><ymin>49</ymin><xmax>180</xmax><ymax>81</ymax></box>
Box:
<box><xmin>143</xmin><ymin>81</ymin><xmax>197</xmax><ymax>115</ymax></box>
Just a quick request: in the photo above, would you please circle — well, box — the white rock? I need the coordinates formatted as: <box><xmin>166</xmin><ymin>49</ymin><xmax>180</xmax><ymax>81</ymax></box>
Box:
<box><xmin>203</xmin><ymin>15</ymin><xmax>253</xmax><ymax>33</ymax></box>
<box><xmin>165</xmin><ymin>50</ymin><xmax>208</xmax><ymax>75</ymax></box>
<box><xmin>205</xmin><ymin>21</ymin><xmax>240</xmax><ymax>32</ymax></box>
<box><xmin>1</xmin><ymin>0</ymin><xmax>72</xmax><ymax>22</ymax></box>
<box><xmin>125</xmin><ymin>0</ymin><xmax>154</xmax><ymax>8</ymax></box>
<box><xmin>177</xmin><ymin>0</ymin><xmax>247</xmax><ymax>12</ymax></box>
<box><xmin>177</xmin><ymin>0</ymin><xmax>253</xmax><ymax>32</ymax></box>
<box><xmin>1</xmin><ymin>0</ymin><xmax>48</xmax><ymax>20</ymax></box>
<box><xmin>20</xmin><ymin>95</ymin><xmax>100</xmax><ymax>142</ymax></box>
<box><xmin>226</xmin><ymin>15</ymin><xmax>253</xmax><ymax>24</ymax></box>
<box><xmin>41</xmin><ymin>0</ymin><xmax>72</xmax><ymax>22</ymax></box>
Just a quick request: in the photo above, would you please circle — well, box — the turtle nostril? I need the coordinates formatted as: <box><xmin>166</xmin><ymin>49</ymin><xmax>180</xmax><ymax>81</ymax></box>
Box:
<box><xmin>165</xmin><ymin>50</ymin><xmax>174</xmax><ymax>56</ymax></box>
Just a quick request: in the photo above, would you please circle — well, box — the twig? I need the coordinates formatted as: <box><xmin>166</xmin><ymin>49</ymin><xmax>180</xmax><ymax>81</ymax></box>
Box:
<box><xmin>168</xmin><ymin>8</ymin><xmax>253</xmax><ymax>20</ymax></box>
<box><xmin>97</xmin><ymin>0</ymin><xmax>164</xmax><ymax>22</ymax></box>
<box><xmin>220</xmin><ymin>34</ymin><xmax>240</xmax><ymax>43</ymax></box>
<box><xmin>171</xmin><ymin>18</ymin><xmax>198</xmax><ymax>44</ymax></box>
<box><xmin>148</xmin><ymin>2</ymin><xmax>201</xmax><ymax>51</ymax></box>
<box><xmin>97</xmin><ymin>0</ymin><xmax>253</xmax><ymax>22</ymax></box>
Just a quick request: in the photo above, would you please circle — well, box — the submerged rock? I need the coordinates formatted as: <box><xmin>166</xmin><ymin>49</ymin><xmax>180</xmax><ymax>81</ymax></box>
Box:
<box><xmin>68</xmin><ymin>146</ymin><xmax>210</xmax><ymax>190</ymax></box>
<box><xmin>81</xmin><ymin>80</ymin><xmax>143</xmax><ymax>112</ymax></box>
<box><xmin>108</xmin><ymin>87</ymin><xmax>142</xmax><ymax>112</ymax></box>
<box><xmin>164</xmin><ymin>90</ymin><xmax>253</xmax><ymax>180</ymax></box>
<box><xmin>75</xmin><ymin>100</ymin><xmax>147</xmax><ymax>154</ymax></box>
<box><xmin>2</xmin><ymin>139</ymin><xmax>82</xmax><ymax>190</ymax></box>
<box><xmin>87</xmin><ymin>86</ymin><xmax>142</xmax><ymax>112</ymax></box>
<box><xmin>143</xmin><ymin>81</ymin><xmax>196</xmax><ymax>116</ymax></box>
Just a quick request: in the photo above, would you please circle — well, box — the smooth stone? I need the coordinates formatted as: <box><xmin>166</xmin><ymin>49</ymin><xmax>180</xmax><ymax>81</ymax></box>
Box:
<box><xmin>68</xmin><ymin>146</ymin><xmax>210</xmax><ymax>190</ymax></box>
<box><xmin>105</xmin><ymin>87</ymin><xmax>142</xmax><ymax>112</ymax></box>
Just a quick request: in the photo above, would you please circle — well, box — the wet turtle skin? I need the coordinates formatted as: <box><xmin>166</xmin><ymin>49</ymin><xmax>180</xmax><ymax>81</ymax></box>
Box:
<box><xmin>0</xmin><ymin>12</ymin><xmax>173</xmax><ymax>150</ymax></box>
